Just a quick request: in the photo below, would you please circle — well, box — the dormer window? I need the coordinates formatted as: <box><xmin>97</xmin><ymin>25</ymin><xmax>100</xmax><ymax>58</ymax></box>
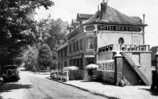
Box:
<box><xmin>85</xmin><ymin>25</ymin><xmax>95</xmax><ymax>31</ymax></box>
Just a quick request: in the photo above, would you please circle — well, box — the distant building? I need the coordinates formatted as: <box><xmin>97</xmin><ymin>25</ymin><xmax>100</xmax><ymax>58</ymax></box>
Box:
<box><xmin>57</xmin><ymin>1</ymin><xmax>151</xmax><ymax>85</ymax></box>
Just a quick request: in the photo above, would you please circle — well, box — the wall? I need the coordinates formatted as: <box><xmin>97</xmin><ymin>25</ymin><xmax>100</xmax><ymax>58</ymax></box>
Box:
<box><xmin>97</xmin><ymin>31</ymin><xmax>143</xmax><ymax>48</ymax></box>
<box><xmin>139</xmin><ymin>52</ymin><xmax>152</xmax><ymax>84</ymax></box>
<box><xmin>97</xmin><ymin>51</ymin><xmax>115</xmax><ymax>84</ymax></box>
<box><xmin>102</xmin><ymin>71</ymin><xmax>115</xmax><ymax>84</ymax></box>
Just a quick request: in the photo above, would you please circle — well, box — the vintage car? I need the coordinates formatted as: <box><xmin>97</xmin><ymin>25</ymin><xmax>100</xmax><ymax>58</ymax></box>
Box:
<box><xmin>2</xmin><ymin>65</ymin><xmax>20</xmax><ymax>82</ymax></box>
<box><xmin>50</xmin><ymin>70</ymin><xmax>58</xmax><ymax>80</ymax></box>
<box><xmin>50</xmin><ymin>70</ymin><xmax>68</xmax><ymax>81</ymax></box>
<box><xmin>0</xmin><ymin>76</ymin><xmax>3</xmax><ymax>85</ymax></box>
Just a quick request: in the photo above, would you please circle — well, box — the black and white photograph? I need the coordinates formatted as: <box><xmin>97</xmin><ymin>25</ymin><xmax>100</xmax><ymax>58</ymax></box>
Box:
<box><xmin>0</xmin><ymin>0</ymin><xmax>158</xmax><ymax>99</ymax></box>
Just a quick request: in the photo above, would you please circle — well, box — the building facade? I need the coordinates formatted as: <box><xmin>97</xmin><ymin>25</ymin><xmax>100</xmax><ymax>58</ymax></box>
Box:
<box><xmin>57</xmin><ymin>1</ymin><xmax>151</xmax><ymax>84</ymax></box>
<box><xmin>57</xmin><ymin>14</ymin><xmax>97</xmax><ymax>70</ymax></box>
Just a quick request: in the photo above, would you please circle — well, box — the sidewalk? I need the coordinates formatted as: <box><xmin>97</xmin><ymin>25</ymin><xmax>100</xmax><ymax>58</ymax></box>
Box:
<box><xmin>65</xmin><ymin>80</ymin><xmax>158</xmax><ymax>99</ymax></box>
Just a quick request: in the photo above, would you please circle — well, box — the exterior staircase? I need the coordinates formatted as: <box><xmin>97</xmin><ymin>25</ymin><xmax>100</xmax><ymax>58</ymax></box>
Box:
<box><xmin>121</xmin><ymin>52</ymin><xmax>150</xmax><ymax>85</ymax></box>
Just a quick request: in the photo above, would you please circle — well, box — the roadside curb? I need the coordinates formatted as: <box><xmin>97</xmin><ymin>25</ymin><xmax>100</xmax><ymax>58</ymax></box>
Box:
<box><xmin>52</xmin><ymin>80</ymin><xmax>119</xmax><ymax>99</ymax></box>
<box><xmin>64</xmin><ymin>83</ymin><xmax>119</xmax><ymax>99</ymax></box>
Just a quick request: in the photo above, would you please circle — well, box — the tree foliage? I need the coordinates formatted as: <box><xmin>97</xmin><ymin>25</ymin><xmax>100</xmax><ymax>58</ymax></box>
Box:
<box><xmin>25</xmin><ymin>48</ymin><xmax>39</xmax><ymax>71</ymax></box>
<box><xmin>37</xmin><ymin>18</ymin><xmax>68</xmax><ymax>50</ymax></box>
<box><xmin>36</xmin><ymin>18</ymin><xmax>68</xmax><ymax>70</ymax></box>
<box><xmin>0</xmin><ymin>0</ymin><xmax>53</xmax><ymax>65</ymax></box>
<box><xmin>38</xmin><ymin>44</ymin><xmax>52</xmax><ymax>70</ymax></box>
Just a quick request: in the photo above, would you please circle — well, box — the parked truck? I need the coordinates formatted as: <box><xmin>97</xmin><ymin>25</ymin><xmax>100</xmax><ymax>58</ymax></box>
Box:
<box><xmin>151</xmin><ymin>68</ymin><xmax>158</xmax><ymax>91</ymax></box>
<box><xmin>151</xmin><ymin>50</ymin><xmax>158</xmax><ymax>91</ymax></box>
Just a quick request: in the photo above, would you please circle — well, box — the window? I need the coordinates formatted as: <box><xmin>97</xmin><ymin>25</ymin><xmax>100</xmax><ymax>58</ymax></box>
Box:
<box><xmin>85</xmin><ymin>25</ymin><xmax>95</xmax><ymax>31</ymax></box>
<box><xmin>113</xmin><ymin>26</ymin><xmax>116</xmax><ymax>31</ymax></box>
<box><xmin>73</xmin><ymin>42</ymin><xmax>75</xmax><ymax>52</ymax></box>
<box><xmin>76</xmin><ymin>41</ymin><xmax>79</xmax><ymax>51</ymax></box>
<box><xmin>108</xmin><ymin>26</ymin><xmax>110</xmax><ymax>30</ymax></box>
<box><xmin>124</xmin><ymin>26</ymin><xmax>127</xmax><ymax>31</ymax></box>
<box><xmin>80</xmin><ymin>39</ymin><xmax>83</xmax><ymax>50</ymax></box>
<box><xmin>69</xmin><ymin>43</ymin><xmax>72</xmax><ymax>53</ymax></box>
<box><xmin>75</xmin><ymin>41</ymin><xmax>77</xmax><ymax>51</ymax></box>
<box><xmin>65</xmin><ymin>47</ymin><xmax>67</xmax><ymax>56</ymax></box>
<box><xmin>118</xmin><ymin>37</ymin><xmax>125</xmax><ymax>45</ymax></box>
<box><xmin>69</xmin><ymin>45</ymin><xmax>71</xmax><ymax>53</ymax></box>
<box><xmin>87</xmin><ymin>38</ymin><xmax>95</xmax><ymax>49</ymax></box>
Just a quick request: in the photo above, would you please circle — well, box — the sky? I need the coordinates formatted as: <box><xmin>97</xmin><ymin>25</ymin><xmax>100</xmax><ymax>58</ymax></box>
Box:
<box><xmin>35</xmin><ymin>0</ymin><xmax>158</xmax><ymax>46</ymax></box>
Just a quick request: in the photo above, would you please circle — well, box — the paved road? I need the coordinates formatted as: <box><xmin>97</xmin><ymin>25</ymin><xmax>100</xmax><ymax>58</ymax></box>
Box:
<box><xmin>0</xmin><ymin>71</ymin><xmax>106</xmax><ymax>99</ymax></box>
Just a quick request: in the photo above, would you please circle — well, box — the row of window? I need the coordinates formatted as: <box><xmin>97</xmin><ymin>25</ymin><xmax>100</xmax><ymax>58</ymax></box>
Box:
<box><xmin>58</xmin><ymin>39</ymin><xmax>84</xmax><ymax>57</ymax></box>
<box><xmin>98</xmin><ymin>62</ymin><xmax>114</xmax><ymax>71</ymax></box>
<box><xmin>58</xmin><ymin>38</ymin><xmax>96</xmax><ymax>57</ymax></box>
<box><xmin>58</xmin><ymin>47</ymin><xmax>68</xmax><ymax>57</ymax></box>
<box><xmin>69</xmin><ymin>39</ymin><xmax>83</xmax><ymax>53</ymax></box>
<box><xmin>69</xmin><ymin>38</ymin><xmax>96</xmax><ymax>53</ymax></box>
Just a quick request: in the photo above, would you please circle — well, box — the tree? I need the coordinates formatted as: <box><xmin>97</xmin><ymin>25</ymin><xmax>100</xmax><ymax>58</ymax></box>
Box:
<box><xmin>48</xmin><ymin>18</ymin><xmax>68</xmax><ymax>46</ymax></box>
<box><xmin>37</xmin><ymin>18</ymin><xmax>68</xmax><ymax>50</ymax></box>
<box><xmin>36</xmin><ymin>18</ymin><xmax>68</xmax><ymax>70</ymax></box>
<box><xmin>24</xmin><ymin>45</ymin><xmax>39</xmax><ymax>71</ymax></box>
<box><xmin>0</xmin><ymin>0</ymin><xmax>54</xmax><ymax>66</ymax></box>
<box><xmin>38</xmin><ymin>44</ymin><xmax>52</xmax><ymax>70</ymax></box>
<box><xmin>25</xmin><ymin>50</ymin><xmax>38</xmax><ymax>71</ymax></box>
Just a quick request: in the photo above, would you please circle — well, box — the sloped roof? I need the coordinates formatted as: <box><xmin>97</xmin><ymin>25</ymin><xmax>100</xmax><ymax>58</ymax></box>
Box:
<box><xmin>84</xmin><ymin>6</ymin><xmax>143</xmax><ymax>25</ymax></box>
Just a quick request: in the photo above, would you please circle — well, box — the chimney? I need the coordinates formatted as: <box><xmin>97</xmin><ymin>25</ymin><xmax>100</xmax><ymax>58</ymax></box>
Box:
<box><xmin>142</xmin><ymin>14</ymin><xmax>146</xmax><ymax>44</ymax></box>
<box><xmin>142</xmin><ymin>14</ymin><xmax>145</xmax><ymax>24</ymax></box>
<box><xmin>100</xmin><ymin>0</ymin><xmax>108</xmax><ymax>19</ymax></box>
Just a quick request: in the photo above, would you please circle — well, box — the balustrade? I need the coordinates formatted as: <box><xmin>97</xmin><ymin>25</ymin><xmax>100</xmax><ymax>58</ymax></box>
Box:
<box><xmin>98</xmin><ymin>44</ymin><xmax>150</xmax><ymax>52</ymax></box>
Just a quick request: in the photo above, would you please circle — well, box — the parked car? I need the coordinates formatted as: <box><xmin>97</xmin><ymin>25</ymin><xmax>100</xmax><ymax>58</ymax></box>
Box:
<box><xmin>50</xmin><ymin>70</ymin><xmax>68</xmax><ymax>82</ymax></box>
<box><xmin>50</xmin><ymin>71</ymin><xmax>58</xmax><ymax>80</ymax></box>
<box><xmin>2</xmin><ymin>65</ymin><xmax>20</xmax><ymax>82</ymax></box>
<box><xmin>0</xmin><ymin>76</ymin><xmax>3</xmax><ymax>86</ymax></box>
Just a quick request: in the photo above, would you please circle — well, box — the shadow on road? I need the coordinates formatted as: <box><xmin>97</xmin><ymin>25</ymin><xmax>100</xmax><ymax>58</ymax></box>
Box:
<box><xmin>140</xmin><ymin>88</ymin><xmax>158</xmax><ymax>96</ymax></box>
<box><xmin>0</xmin><ymin>83</ymin><xmax>32</xmax><ymax>92</ymax></box>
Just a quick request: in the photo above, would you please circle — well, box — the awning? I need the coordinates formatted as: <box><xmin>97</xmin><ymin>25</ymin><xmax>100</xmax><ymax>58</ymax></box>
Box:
<box><xmin>63</xmin><ymin>66</ymin><xmax>79</xmax><ymax>71</ymax></box>
<box><xmin>86</xmin><ymin>64</ymin><xmax>99</xmax><ymax>69</ymax></box>
<box><xmin>84</xmin><ymin>55</ymin><xmax>95</xmax><ymax>58</ymax></box>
